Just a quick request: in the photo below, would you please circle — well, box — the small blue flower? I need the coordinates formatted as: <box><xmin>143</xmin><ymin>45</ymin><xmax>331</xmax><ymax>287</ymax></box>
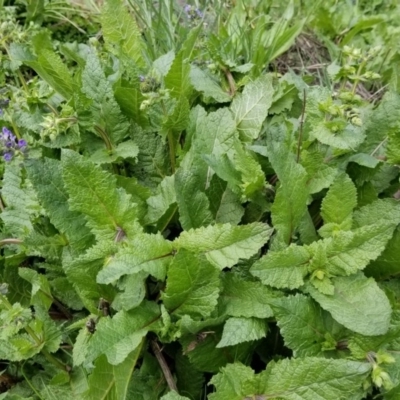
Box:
<box><xmin>139</xmin><ymin>75</ymin><xmax>146</xmax><ymax>82</ymax></box>
<box><xmin>3</xmin><ymin>152</ymin><xmax>12</xmax><ymax>162</ymax></box>
<box><xmin>18</xmin><ymin>139</ymin><xmax>27</xmax><ymax>148</ymax></box>
<box><xmin>184</xmin><ymin>4</ymin><xmax>191</xmax><ymax>13</ymax></box>
<box><xmin>195</xmin><ymin>8</ymin><xmax>204</xmax><ymax>18</ymax></box>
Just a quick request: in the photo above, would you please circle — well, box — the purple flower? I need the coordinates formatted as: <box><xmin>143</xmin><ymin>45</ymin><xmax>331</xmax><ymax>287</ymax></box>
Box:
<box><xmin>139</xmin><ymin>75</ymin><xmax>146</xmax><ymax>82</ymax></box>
<box><xmin>184</xmin><ymin>4</ymin><xmax>191</xmax><ymax>13</ymax></box>
<box><xmin>195</xmin><ymin>8</ymin><xmax>204</xmax><ymax>18</ymax></box>
<box><xmin>3</xmin><ymin>152</ymin><xmax>12</xmax><ymax>162</ymax></box>
<box><xmin>2</xmin><ymin>127</ymin><xmax>15</xmax><ymax>141</ymax></box>
<box><xmin>18</xmin><ymin>139</ymin><xmax>27</xmax><ymax>148</ymax></box>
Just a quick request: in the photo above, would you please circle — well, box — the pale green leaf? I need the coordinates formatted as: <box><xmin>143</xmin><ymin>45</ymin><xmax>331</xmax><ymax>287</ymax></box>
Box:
<box><xmin>101</xmin><ymin>0</ymin><xmax>144</xmax><ymax>68</ymax></box>
<box><xmin>272</xmin><ymin>294</ymin><xmax>345</xmax><ymax>357</ymax></box>
<box><xmin>18</xmin><ymin>269</ymin><xmax>52</xmax><ymax>310</ymax></box>
<box><xmin>62</xmin><ymin>150</ymin><xmax>139</xmax><ymax>240</ymax></box>
<box><xmin>217</xmin><ymin>317</ymin><xmax>267</xmax><ymax>347</ymax></box>
<box><xmin>250</xmin><ymin>244</ymin><xmax>310</xmax><ymax>289</ymax></box>
<box><xmin>81</xmin><ymin>51</ymin><xmax>129</xmax><ymax>144</ymax></box>
<box><xmin>96</xmin><ymin>233</ymin><xmax>173</xmax><ymax>284</ymax></box>
<box><xmin>63</xmin><ymin>241</ymin><xmax>117</xmax><ymax>313</ymax></box>
<box><xmin>190</xmin><ymin>65</ymin><xmax>231</xmax><ymax>103</ymax></box>
<box><xmin>175</xmin><ymin>166</ymin><xmax>214</xmax><ymax>230</ymax></box>
<box><xmin>218</xmin><ymin>273</ymin><xmax>274</xmax><ymax>319</ymax></box>
<box><xmin>320</xmin><ymin>173</ymin><xmax>357</xmax><ymax>232</ymax></box>
<box><xmin>307</xmin><ymin>273</ymin><xmax>392</xmax><ymax>336</ymax></box>
<box><xmin>90</xmin><ymin>140</ymin><xmax>139</xmax><ymax>164</ymax></box>
<box><xmin>112</xmin><ymin>271</ymin><xmax>147</xmax><ymax>311</ymax></box>
<box><xmin>86</xmin><ymin>302</ymin><xmax>160</xmax><ymax>365</ymax></box>
<box><xmin>206</xmin><ymin>175</ymin><xmax>244</xmax><ymax>225</ymax></box>
<box><xmin>84</xmin><ymin>345</ymin><xmax>143</xmax><ymax>400</ymax></box>
<box><xmin>162</xmin><ymin>250</ymin><xmax>220</xmax><ymax>319</ymax></box>
<box><xmin>175</xmin><ymin>222</ymin><xmax>273</xmax><ymax>269</ymax></box>
<box><xmin>165</xmin><ymin>28</ymin><xmax>200</xmax><ymax>98</ymax></box>
<box><xmin>231</xmin><ymin>75</ymin><xmax>273</xmax><ymax>141</ymax></box>
<box><xmin>301</xmin><ymin>149</ymin><xmax>337</xmax><ymax>194</ymax></box>
<box><xmin>25</xmin><ymin>49</ymin><xmax>75</xmax><ymax>99</ymax></box>
<box><xmin>263</xmin><ymin>357</ymin><xmax>371</xmax><ymax>400</ymax></box>
<box><xmin>267</xmin><ymin>124</ymin><xmax>309</xmax><ymax>245</ymax></box>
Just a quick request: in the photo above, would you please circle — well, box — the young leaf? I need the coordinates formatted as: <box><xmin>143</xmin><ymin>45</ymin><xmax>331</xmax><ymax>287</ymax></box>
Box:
<box><xmin>190</xmin><ymin>65</ymin><xmax>231</xmax><ymax>103</ymax></box>
<box><xmin>174</xmin><ymin>222</ymin><xmax>273</xmax><ymax>269</ymax></box>
<box><xmin>271</xmin><ymin>294</ymin><xmax>346</xmax><ymax>357</ymax></box>
<box><xmin>81</xmin><ymin>50</ymin><xmax>130</xmax><ymax>144</ymax></box>
<box><xmin>267</xmin><ymin>124</ymin><xmax>309</xmax><ymax>245</ymax></box>
<box><xmin>218</xmin><ymin>273</ymin><xmax>275</xmax><ymax>319</ymax></box>
<box><xmin>161</xmin><ymin>392</ymin><xmax>190</xmax><ymax>400</ymax></box>
<box><xmin>162</xmin><ymin>250</ymin><xmax>220</xmax><ymax>319</ymax></box>
<box><xmin>101</xmin><ymin>0</ymin><xmax>145</xmax><ymax>68</ymax></box>
<box><xmin>306</xmin><ymin>273</ymin><xmax>392</xmax><ymax>336</ymax></box>
<box><xmin>320</xmin><ymin>173</ymin><xmax>357</xmax><ymax>230</ymax></box>
<box><xmin>250</xmin><ymin>244</ymin><xmax>310</xmax><ymax>289</ymax></box>
<box><xmin>230</xmin><ymin>75</ymin><xmax>273</xmax><ymax>141</ymax></box>
<box><xmin>63</xmin><ymin>241</ymin><xmax>117</xmax><ymax>313</ymax></box>
<box><xmin>62</xmin><ymin>150</ymin><xmax>139</xmax><ymax>240</ymax></box>
<box><xmin>84</xmin><ymin>344</ymin><xmax>143</xmax><ymax>400</ymax></box>
<box><xmin>217</xmin><ymin>317</ymin><xmax>267</xmax><ymax>347</ymax></box>
<box><xmin>206</xmin><ymin>175</ymin><xmax>244</xmax><ymax>225</ymax></box>
<box><xmin>96</xmin><ymin>233</ymin><xmax>173</xmax><ymax>284</ymax></box>
<box><xmin>85</xmin><ymin>301</ymin><xmax>160</xmax><ymax>365</ymax></box>
<box><xmin>165</xmin><ymin>28</ymin><xmax>200</xmax><ymax>98</ymax></box>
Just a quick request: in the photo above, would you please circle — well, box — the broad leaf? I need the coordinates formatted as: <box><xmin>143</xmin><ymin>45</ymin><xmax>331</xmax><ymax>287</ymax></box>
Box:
<box><xmin>162</xmin><ymin>250</ymin><xmax>220</xmax><ymax>319</ymax></box>
<box><xmin>175</xmin><ymin>222</ymin><xmax>273</xmax><ymax>269</ymax></box>
<box><xmin>231</xmin><ymin>75</ymin><xmax>273</xmax><ymax>141</ymax></box>
<box><xmin>307</xmin><ymin>273</ymin><xmax>392</xmax><ymax>336</ymax></box>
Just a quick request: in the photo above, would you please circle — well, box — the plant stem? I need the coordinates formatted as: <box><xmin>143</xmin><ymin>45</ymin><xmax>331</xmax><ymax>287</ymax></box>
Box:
<box><xmin>151</xmin><ymin>339</ymin><xmax>178</xmax><ymax>392</ymax></box>
<box><xmin>296</xmin><ymin>89</ymin><xmax>307</xmax><ymax>163</ymax></box>
<box><xmin>167</xmin><ymin>130</ymin><xmax>176</xmax><ymax>173</ymax></box>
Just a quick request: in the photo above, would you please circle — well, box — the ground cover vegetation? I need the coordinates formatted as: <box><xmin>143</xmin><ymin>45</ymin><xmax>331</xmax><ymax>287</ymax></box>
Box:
<box><xmin>1</xmin><ymin>0</ymin><xmax>400</xmax><ymax>398</ymax></box>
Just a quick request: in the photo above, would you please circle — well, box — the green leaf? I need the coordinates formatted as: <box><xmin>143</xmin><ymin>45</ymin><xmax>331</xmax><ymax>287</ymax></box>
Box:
<box><xmin>63</xmin><ymin>241</ymin><xmax>117</xmax><ymax>313</ymax></box>
<box><xmin>218</xmin><ymin>273</ymin><xmax>274</xmax><ymax>319</ymax></box>
<box><xmin>210</xmin><ymin>358</ymin><xmax>370</xmax><ymax>400</ymax></box>
<box><xmin>146</xmin><ymin>175</ymin><xmax>177</xmax><ymax>226</ymax></box>
<box><xmin>26</xmin><ymin>158</ymin><xmax>94</xmax><ymax>253</ymax></box>
<box><xmin>165</xmin><ymin>28</ymin><xmax>200</xmax><ymax>98</ymax></box>
<box><xmin>18</xmin><ymin>269</ymin><xmax>52</xmax><ymax>310</ymax></box>
<box><xmin>112</xmin><ymin>271</ymin><xmax>147</xmax><ymax>311</ymax></box>
<box><xmin>307</xmin><ymin>273</ymin><xmax>392</xmax><ymax>336</ymax></box>
<box><xmin>208</xmin><ymin>363</ymin><xmax>261</xmax><ymax>400</ymax></box>
<box><xmin>81</xmin><ymin>50</ymin><xmax>130</xmax><ymax>144</ymax></box>
<box><xmin>175</xmin><ymin>222</ymin><xmax>273</xmax><ymax>269</ymax></box>
<box><xmin>62</xmin><ymin>150</ymin><xmax>139</xmax><ymax>240</ymax></box>
<box><xmin>264</xmin><ymin>358</ymin><xmax>370</xmax><ymax>399</ymax></box>
<box><xmin>320</xmin><ymin>173</ymin><xmax>357</xmax><ymax>233</ymax></box>
<box><xmin>230</xmin><ymin>75</ymin><xmax>273</xmax><ymax>141</ymax></box>
<box><xmin>96</xmin><ymin>233</ymin><xmax>173</xmax><ymax>284</ymax></box>
<box><xmin>90</xmin><ymin>140</ymin><xmax>139</xmax><ymax>164</ymax></box>
<box><xmin>86</xmin><ymin>302</ymin><xmax>160</xmax><ymax>365</ymax></box>
<box><xmin>84</xmin><ymin>344</ymin><xmax>143</xmax><ymax>400</ymax></box>
<box><xmin>272</xmin><ymin>294</ymin><xmax>345</xmax><ymax>356</ymax></box>
<box><xmin>1</xmin><ymin>163</ymin><xmax>36</xmax><ymax>238</ymax></box>
<box><xmin>190</xmin><ymin>65</ymin><xmax>231</xmax><ymax>103</ymax></box>
<box><xmin>175</xmin><ymin>166</ymin><xmax>214</xmax><ymax>230</ymax></box>
<box><xmin>206</xmin><ymin>175</ymin><xmax>244</xmax><ymax>225</ymax></box>
<box><xmin>217</xmin><ymin>317</ymin><xmax>267</xmax><ymax>347</ymax></box>
<box><xmin>175</xmin><ymin>352</ymin><xmax>205</xmax><ymax>400</ymax></box>
<box><xmin>25</xmin><ymin>48</ymin><xmax>75</xmax><ymax>99</ymax></box>
<box><xmin>162</xmin><ymin>250</ymin><xmax>220</xmax><ymax>319</ymax></box>
<box><xmin>267</xmin><ymin>124</ymin><xmax>309</xmax><ymax>245</ymax></box>
<box><xmin>250</xmin><ymin>244</ymin><xmax>310</xmax><ymax>289</ymax></box>
<box><xmin>101</xmin><ymin>0</ymin><xmax>145</xmax><ymax>68</ymax></box>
